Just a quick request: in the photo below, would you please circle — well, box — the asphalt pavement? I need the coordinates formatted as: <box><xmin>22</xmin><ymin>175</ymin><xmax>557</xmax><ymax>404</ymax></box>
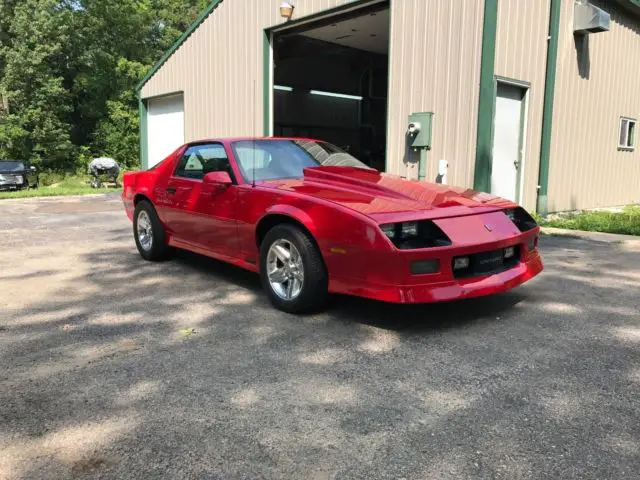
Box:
<box><xmin>0</xmin><ymin>193</ymin><xmax>639</xmax><ymax>479</ymax></box>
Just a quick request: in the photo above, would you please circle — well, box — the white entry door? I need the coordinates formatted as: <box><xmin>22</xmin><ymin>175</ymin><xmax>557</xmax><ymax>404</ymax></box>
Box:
<box><xmin>147</xmin><ymin>94</ymin><xmax>185</xmax><ymax>169</ymax></box>
<box><xmin>491</xmin><ymin>83</ymin><xmax>526</xmax><ymax>201</ymax></box>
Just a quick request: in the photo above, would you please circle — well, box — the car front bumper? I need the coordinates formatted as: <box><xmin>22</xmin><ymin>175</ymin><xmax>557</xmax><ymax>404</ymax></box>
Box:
<box><xmin>0</xmin><ymin>174</ymin><xmax>25</xmax><ymax>190</ymax></box>
<box><xmin>327</xmin><ymin>219</ymin><xmax>544</xmax><ymax>304</ymax></box>
<box><xmin>0</xmin><ymin>184</ymin><xmax>25</xmax><ymax>191</ymax></box>
<box><xmin>330</xmin><ymin>251</ymin><xmax>543</xmax><ymax>304</ymax></box>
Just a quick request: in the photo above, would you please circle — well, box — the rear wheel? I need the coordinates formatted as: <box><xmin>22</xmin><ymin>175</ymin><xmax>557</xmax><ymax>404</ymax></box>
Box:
<box><xmin>133</xmin><ymin>200</ymin><xmax>171</xmax><ymax>261</ymax></box>
<box><xmin>260</xmin><ymin>224</ymin><xmax>328</xmax><ymax>314</ymax></box>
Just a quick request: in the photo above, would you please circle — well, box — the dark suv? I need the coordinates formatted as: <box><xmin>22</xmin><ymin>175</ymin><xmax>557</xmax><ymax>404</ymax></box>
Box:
<box><xmin>0</xmin><ymin>160</ymin><xmax>39</xmax><ymax>190</ymax></box>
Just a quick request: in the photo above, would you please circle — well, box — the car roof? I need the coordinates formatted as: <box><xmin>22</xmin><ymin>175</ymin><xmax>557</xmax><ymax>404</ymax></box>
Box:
<box><xmin>189</xmin><ymin>136</ymin><xmax>324</xmax><ymax>145</ymax></box>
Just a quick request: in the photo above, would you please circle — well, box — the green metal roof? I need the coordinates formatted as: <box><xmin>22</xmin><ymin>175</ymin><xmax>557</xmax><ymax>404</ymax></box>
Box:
<box><xmin>613</xmin><ymin>0</ymin><xmax>640</xmax><ymax>15</ymax></box>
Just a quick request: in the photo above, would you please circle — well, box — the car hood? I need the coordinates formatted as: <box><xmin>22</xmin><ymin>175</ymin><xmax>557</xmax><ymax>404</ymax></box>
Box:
<box><xmin>261</xmin><ymin>166</ymin><xmax>516</xmax><ymax>222</ymax></box>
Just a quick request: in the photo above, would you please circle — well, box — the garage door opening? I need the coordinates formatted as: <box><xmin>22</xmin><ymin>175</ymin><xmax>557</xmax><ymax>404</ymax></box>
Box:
<box><xmin>271</xmin><ymin>2</ymin><xmax>390</xmax><ymax>171</ymax></box>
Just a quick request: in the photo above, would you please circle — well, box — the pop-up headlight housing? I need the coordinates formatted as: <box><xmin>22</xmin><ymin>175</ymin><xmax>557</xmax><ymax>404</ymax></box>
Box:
<box><xmin>380</xmin><ymin>220</ymin><xmax>452</xmax><ymax>250</ymax></box>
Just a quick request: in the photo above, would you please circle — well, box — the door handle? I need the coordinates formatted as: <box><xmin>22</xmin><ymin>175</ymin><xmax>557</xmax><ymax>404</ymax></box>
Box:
<box><xmin>166</xmin><ymin>187</ymin><xmax>177</xmax><ymax>194</ymax></box>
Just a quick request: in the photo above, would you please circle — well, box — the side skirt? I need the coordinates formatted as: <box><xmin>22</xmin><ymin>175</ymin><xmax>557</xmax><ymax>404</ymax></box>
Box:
<box><xmin>169</xmin><ymin>238</ymin><xmax>260</xmax><ymax>274</ymax></box>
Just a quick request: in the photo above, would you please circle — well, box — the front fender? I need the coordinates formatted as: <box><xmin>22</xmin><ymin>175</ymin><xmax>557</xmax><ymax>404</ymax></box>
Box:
<box><xmin>262</xmin><ymin>204</ymin><xmax>319</xmax><ymax>237</ymax></box>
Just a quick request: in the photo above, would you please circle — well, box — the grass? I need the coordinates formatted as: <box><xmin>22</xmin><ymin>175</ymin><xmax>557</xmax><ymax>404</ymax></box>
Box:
<box><xmin>539</xmin><ymin>205</ymin><xmax>640</xmax><ymax>236</ymax></box>
<box><xmin>0</xmin><ymin>175</ymin><xmax>121</xmax><ymax>200</ymax></box>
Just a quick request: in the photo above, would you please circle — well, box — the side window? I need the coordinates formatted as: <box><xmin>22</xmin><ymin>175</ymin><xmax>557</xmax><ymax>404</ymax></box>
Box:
<box><xmin>174</xmin><ymin>143</ymin><xmax>231</xmax><ymax>180</ymax></box>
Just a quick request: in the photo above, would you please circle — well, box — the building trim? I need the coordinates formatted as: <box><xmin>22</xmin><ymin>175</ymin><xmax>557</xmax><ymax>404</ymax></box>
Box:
<box><xmin>494</xmin><ymin>76</ymin><xmax>531</xmax><ymax>89</ymax></box>
<box><xmin>139</xmin><ymin>97</ymin><xmax>148</xmax><ymax>170</ymax></box>
<box><xmin>536</xmin><ymin>0</ymin><xmax>561</xmax><ymax>215</ymax></box>
<box><xmin>383</xmin><ymin>0</ymin><xmax>393</xmax><ymax>174</ymax></box>
<box><xmin>136</xmin><ymin>0</ymin><xmax>225</xmax><ymax>93</ymax></box>
<box><xmin>269</xmin><ymin>0</ymin><xmax>388</xmax><ymax>34</ymax></box>
<box><xmin>473</xmin><ymin>0</ymin><xmax>499</xmax><ymax>193</ymax></box>
<box><xmin>614</xmin><ymin>0</ymin><xmax>640</xmax><ymax>16</ymax></box>
<box><xmin>263</xmin><ymin>31</ymin><xmax>271</xmax><ymax>136</ymax></box>
<box><xmin>516</xmin><ymin>84</ymin><xmax>529</xmax><ymax>205</ymax></box>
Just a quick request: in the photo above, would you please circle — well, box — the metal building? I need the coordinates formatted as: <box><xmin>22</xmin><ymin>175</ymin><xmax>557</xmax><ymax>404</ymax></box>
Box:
<box><xmin>137</xmin><ymin>0</ymin><xmax>640</xmax><ymax>214</ymax></box>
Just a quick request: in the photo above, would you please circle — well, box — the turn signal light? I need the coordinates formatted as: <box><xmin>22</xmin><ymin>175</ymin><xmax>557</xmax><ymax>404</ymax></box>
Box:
<box><xmin>411</xmin><ymin>259</ymin><xmax>440</xmax><ymax>275</ymax></box>
<box><xmin>453</xmin><ymin>257</ymin><xmax>470</xmax><ymax>270</ymax></box>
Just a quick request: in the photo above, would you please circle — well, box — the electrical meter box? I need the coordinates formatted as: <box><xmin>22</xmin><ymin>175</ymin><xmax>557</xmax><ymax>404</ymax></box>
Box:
<box><xmin>407</xmin><ymin>112</ymin><xmax>433</xmax><ymax>149</ymax></box>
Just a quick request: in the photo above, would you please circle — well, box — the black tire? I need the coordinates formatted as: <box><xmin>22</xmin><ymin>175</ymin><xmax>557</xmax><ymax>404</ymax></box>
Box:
<box><xmin>260</xmin><ymin>224</ymin><xmax>328</xmax><ymax>314</ymax></box>
<box><xmin>133</xmin><ymin>200</ymin><xmax>171</xmax><ymax>261</ymax></box>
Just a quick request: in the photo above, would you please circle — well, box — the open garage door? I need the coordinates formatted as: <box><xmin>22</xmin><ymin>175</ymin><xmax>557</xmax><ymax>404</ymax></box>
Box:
<box><xmin>271</xmin><ymin>1</ymin><xmax>390</xmax><ymax>171</ymax></box>
<box><xmin>147</xmin><ymin>94</ymin><xmax>185</xmax><ymax>168</ymax></box>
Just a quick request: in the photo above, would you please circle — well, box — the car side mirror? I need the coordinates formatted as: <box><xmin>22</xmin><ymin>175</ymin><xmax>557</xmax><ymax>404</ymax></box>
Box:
<box><xmin>203</xmin><ymin>171</ymin><xmax>232</xmax><ymax>190</ymax></box>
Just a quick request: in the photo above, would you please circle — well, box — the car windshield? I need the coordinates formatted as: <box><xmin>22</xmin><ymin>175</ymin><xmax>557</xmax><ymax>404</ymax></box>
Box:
<box><xmin>231</xmin><ymin>139</ymin><xmax>371</xmax><ymax>182</ymax></box>
<box><xmin>0</xmin><ymin>161</ymin><xmax>25</xmax><ymax>171</ymax></box>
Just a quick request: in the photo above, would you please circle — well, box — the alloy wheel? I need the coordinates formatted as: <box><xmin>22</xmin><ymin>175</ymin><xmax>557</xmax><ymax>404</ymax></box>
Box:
<box><xmin>137</xmin><ymin>210</ymin><xmax>153</xmax><ymax>251</ymax></box>
<box><xmin>266</xmin><ymin>239</ymin><xmax>304</xmax><ymax>300</ymax></box>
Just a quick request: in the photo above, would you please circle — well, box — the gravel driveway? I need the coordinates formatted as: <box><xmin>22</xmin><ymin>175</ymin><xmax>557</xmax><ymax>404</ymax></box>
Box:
<box><xmin>1</xmin><ymin>194</ymin><xmax>639</xmax><ymax>479</ymax></box>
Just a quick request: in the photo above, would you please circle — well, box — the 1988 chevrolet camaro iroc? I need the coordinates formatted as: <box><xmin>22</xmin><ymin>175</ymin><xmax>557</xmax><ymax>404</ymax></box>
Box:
<box><xmin>122</xmin><ymin>138</ymin><xmax>543</xmax><ymax>313</ymax></box>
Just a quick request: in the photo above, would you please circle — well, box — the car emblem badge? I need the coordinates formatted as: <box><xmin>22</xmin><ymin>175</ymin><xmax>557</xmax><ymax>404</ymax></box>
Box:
<box><xmin>484</xmin><ymin>224</ymin><xmax>493</xmax><ymax>232</ymax></box>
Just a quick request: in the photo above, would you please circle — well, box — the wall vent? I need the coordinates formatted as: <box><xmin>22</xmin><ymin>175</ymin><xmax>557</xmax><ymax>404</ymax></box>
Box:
<box><xmin>574</xmin><ymin>1</ymin><xmax>611</xmax><ymax>35</ymax></box>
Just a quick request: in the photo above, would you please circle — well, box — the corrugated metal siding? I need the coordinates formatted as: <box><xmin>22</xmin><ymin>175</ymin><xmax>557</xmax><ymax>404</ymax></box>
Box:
<box><xmin>141</xmin><ymin>0</ymin><xmax>362</xmax><ymax>140</ymax></box>
<box><xmin>386</xmin><ymin>0</ymin><xmax>484</xmax><ymax>185</ymax></box>
<box><xmin>142</xmin><ymin>0</ymin><xmax>485</xmax><ymax>182</ymax></box>
<box><xmin>549</xmin><ymin>0</ymin><xmax>640</xmax><ymax>211</ymax></box>
<box><xmin>494</xmin><ymin>0</ymin><xmax>550</xmax><ymax>211</ymax></box>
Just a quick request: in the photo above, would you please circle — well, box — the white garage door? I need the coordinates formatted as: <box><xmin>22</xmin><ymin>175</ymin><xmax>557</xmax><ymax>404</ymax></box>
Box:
<box><xmin>147</xmin><ymin>94</ymin><xmax>185</xmax><ymax>169</ymax></box>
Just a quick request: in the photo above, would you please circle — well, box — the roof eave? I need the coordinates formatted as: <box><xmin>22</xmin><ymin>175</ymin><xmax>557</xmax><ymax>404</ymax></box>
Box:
<box><xmin>611</xmin><ymin>0</ymin><xmax>640</xmax><ymax>18</ymax></box>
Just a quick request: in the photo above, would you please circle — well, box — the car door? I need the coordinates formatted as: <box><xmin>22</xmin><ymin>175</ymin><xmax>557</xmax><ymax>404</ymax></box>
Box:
<box><xmin>24</xmin><ymin>163</ymin><xmax>37</xmax><ymax>186</ymax></box>
<box><xmin>163</xmin><ymin>143</ymin><xmax>240</xmax><ymax>258</ymax></box>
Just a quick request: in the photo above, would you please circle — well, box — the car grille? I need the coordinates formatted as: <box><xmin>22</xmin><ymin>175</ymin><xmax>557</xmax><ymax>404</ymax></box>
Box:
<box><xmin>452</xmin><ymin>246</ymin><xmax>521</xmax><ymax>279</ymax></box>
<box><xmin>0</xmin><ymin>174</ymin><xmax>23</xmax><ymax>185</ymax></box>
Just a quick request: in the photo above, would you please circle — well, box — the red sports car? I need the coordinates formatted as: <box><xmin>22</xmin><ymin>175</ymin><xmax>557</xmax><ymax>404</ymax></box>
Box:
<box><xmin>122</xmin><ymin>138</ymin><xmax>543</xmax><ymax>313</ymax></box>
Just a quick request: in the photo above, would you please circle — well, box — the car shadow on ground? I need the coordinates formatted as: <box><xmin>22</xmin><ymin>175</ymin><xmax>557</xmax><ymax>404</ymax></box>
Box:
<box><xmin>328</xmin><ymin>292</ymin><xmax>525</xmax><ymax>332</ymax></box>
<box><xmin>169</xmin><ymin>247</ymin><xmax>524</xmax><ymax>334</ymax></box>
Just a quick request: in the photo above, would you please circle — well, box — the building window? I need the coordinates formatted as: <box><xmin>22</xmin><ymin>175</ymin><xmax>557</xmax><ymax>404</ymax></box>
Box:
<box><xmin>619</xmin><ymin>117</ymin><xmax>636</xmax><ymax>150</ymax></box>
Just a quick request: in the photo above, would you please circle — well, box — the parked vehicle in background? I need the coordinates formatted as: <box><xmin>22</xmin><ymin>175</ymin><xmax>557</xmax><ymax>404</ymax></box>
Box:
<box><xmin>0</xmin><ymin>160</ymin><xmax>39</xmax><ymax>190</ymax></box>
<box><xmin>88</xmin><ymin>157</ymin><xmax>120</xmax><ymax>188</ymax></box>
<box><xmin>122</xmin><ymin>138</ymin><xmax>543</xmax><ymax>314</ymax></box>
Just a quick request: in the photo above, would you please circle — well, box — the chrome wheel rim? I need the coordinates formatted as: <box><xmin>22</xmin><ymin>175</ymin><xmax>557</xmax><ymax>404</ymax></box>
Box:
<box><xmin>137</xmin><ymin>210</ymin><xmax>153</xmax><ymax>251</ymax></box>
<box><xmin>267</xmin><ymin>239</ymin><xmax>304</xmax><ymax>301</ymax></box>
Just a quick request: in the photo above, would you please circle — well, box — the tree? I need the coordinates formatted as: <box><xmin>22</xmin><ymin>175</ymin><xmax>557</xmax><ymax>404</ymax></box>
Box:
<box><xmin>90</xmin><ymin>0</ymin><xmax>209</xmax><ymax>168</ymax></box>
<box><xmin>0</xmin><ymin>0</ymin><xmax>210</xmax><ymax>171</ymax></box>
<box><xmin>0</xmin><ymin>0</ymin><xmax>75</xmax><ymax>168</ymax></box>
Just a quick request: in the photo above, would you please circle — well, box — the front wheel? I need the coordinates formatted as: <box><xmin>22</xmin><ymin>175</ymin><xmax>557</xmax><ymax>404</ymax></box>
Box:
<box><xmin>133</xmin><ymin>200</ymin><xmax>171</xmax><ymax>261</ymax></box>
<box><xmin>260</xmin><ymin>224</ymin><xmax>328</xmax><ymax>314</ymax></box>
